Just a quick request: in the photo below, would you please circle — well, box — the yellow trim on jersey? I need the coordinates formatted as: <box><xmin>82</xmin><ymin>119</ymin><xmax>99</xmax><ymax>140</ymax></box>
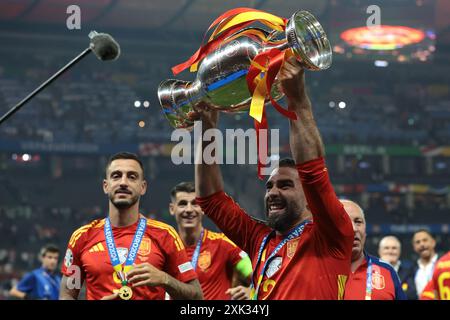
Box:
<box><xmin>69</xmin><ymin>226</ymin><xmax>90</xmax><ymax>247</ymax></box>
<box><xmin>146</xmin><ymin>220</ymin><xmax>184</xmax><ymax>251</ymax></box>
<box><xmin>148</xmin><ymin>220</ymin><xmax>183</xmax><ymax>250</ymax></box>
<box><xmin>69</xmin><ymin>219</ymin><xmax>104</xmax><ymax>248</ymax></box>
<box><xmin>422</xmin><ymin>291</ymin><xmax>436</xmax><ymax>299</ymax></box>
<box><xmin>261</xmin><ymin>248</ymin><xmax>267</xmax><ymax>262</ymax></box>
<box><xmin>94</xmin><ymin>219</ymin><xmax>105</xmax><ymax>228</ymax></box>
<box><xmin>221</xmin><ymin>235</ymin><xmax>238</xmax><ymax>248</ymax></box>
<box><xmin>205</xmin><ymin>230</ymin><xmax>237</xmax><ymax>248</ymax></box>
<box><xmin>337</xmin><ymin>274</ymin><xmax>347</xmax><ymax>300</ymax></box>
<box><xmin>206</xmin><ymin>230</ymin><xmax>224</xmax><ymax>241</ymax></box>
<box><xmin>437</xmin><ymin>261</ymin><xmax>450</xmax><ymax>269</ymax></box>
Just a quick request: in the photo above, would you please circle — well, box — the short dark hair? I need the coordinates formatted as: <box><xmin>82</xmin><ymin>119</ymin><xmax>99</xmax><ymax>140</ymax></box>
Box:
<box><xmin>40</xmin><ymin>244</ymin><xmax>60</xmax><ymax>257</ymax></box>
<box><xmin>106</xmin><ymin>152</ymin><xmax>145</xmax><ymax>177</ymax></box>
<box><xmin>278</xmin><ymin>158</ymin><xmax>296</xmax><ymax>169</ymax></box>
<box><xmin>170</xmin><ymin>181</ymin><xmax>195</xmax><ymax>202</ymax></box>
<box><xmin>412</xmin><ymin>229</ymin><xmax>435</xmax><ymax>240</ymax></box>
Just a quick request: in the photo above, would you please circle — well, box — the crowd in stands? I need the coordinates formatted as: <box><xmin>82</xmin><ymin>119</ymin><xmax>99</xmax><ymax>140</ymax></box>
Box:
<box><xmin>1</xmin><ymin>51</ymin><xmax>449</xmax><ymax>147</ymax></box>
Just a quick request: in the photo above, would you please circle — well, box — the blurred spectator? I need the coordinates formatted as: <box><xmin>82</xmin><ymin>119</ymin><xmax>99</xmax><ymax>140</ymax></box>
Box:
<box><xmin>378</xmin><ymin>235</ymin><xmax>416</xmax><ymax>299</ymax></box>
<box><xmin>9</xmin><ymin>244</ymin><xmax>61</xmax><ymax>300</ymax></box>
<box><xmin>411</xmin><ymin>230</ymin><xmax>439</xmax><ymax>299</ymax></box>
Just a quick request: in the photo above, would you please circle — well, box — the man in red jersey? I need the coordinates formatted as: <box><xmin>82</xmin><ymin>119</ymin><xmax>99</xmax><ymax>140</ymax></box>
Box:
<box><xmin>420</xmin><ymin>251</ymin><xmax>450</xmax><ymax>300</ymax></box>
<box><xmin>193</xmin><ymin>57</ymin><xmax>354</xmax><ymax>300</ymax></box>
<box><xmin>169</xmin><ymin>181</ymin><xmax>252</xmax><ymax>300</ymax></box>
<box><xmin>343</xmin><ymin>200</ymin><xmax>406</xmax><ymax>300</ymax></box>
<box><xmin>59</xmin><ymin>152</ymin><xmax>202</xmax><ymax>300</ymax></box>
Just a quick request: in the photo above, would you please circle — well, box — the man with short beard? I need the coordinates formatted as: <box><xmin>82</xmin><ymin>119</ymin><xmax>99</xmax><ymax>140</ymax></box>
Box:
<box><xmin>194</xmin><ymin>57</ymin><xmax>354</xmax><ymax>300</ymax></box>
<box><xmin>412</xmin><ymin>229</ymin><xmax>439</xmax><ymax>298</ymax></box>
<box><xmin>59</xmin><ymin>152</ymin><xmax>202</xmax><ymax>300</ymax></box>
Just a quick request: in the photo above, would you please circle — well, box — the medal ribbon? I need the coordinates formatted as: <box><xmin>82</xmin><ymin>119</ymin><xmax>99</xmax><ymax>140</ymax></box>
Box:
<box><xmin>104</xmin><ymin>217</ymin><xmax>147</xmax><ymax>285</ymax></box>
<box><xmin>191</xmin><ymin>229</ymin><xmax>205</xmax><ymax>271</ymax></box>
<box><xmin>365</xmin><ymin>257</ymin><xmax>373</xmax><ymax>300</ymax></box>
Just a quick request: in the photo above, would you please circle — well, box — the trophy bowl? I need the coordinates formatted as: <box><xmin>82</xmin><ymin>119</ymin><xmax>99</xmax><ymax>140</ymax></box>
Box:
<box><xmin>158</xmin><ymin>10</ymin><xmax>332</xmax><ymax>130</ymax></box>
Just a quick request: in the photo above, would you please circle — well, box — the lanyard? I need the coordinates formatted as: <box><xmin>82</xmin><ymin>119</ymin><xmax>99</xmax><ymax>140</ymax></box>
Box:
<box><xmin>104</xmin><ymin>217</ymin><xmax>147</xmax><ymax>284</ymax></box>
<box><xmin>191</xmin><ymin>229</ymin><xmax>204</xmax><ymax>271</ymax></box>
<box><xmin>365</xmin><ymin>257</ymin><xmax>373</xmax><ymax>300</ymax></box>
<box><xmin>250</xmin><ymin>220</ymin><xmax>311</xmax><ymax>300</ymax></box>
<box><xmin>42</xmin><ymin>269</ymin><xmax>59</xmax><ymax>289</ymax></box>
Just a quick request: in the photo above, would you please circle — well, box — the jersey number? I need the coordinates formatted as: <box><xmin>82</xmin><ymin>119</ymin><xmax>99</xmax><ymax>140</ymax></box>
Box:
<box><xmin>437</xmin><ymin>271</ymin><xmax>450</xmax><ymax>300</ymax></box>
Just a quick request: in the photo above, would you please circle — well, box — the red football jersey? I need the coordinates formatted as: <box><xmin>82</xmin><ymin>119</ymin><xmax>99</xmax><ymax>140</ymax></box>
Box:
<box><xmin>344</xmin><ymin>254</ymin><xmax>406</xmax><ymax>300</ymax></box>
<box><xmin>420</xmin><ymin>251</ymin><xmax>450</xmax><ymax>300</ymax></box>
<box><xmin>420</xmin><ymin>279</ymin><xmax>436</xmax><ymax>300</ymax></box>
<box><xmin>197</xmin><ymin>157</ymin><xmax>354</xmax><ymax>300</ymax></box>
<box><xmin>184</xmin><ymin>229</ymin><xmax>246</xmax><ymax>300</ymax></box>
<box><xmin>61</xmin><ymin>217</ymin><xmax>197</xmax><ymax>300</ymax></box>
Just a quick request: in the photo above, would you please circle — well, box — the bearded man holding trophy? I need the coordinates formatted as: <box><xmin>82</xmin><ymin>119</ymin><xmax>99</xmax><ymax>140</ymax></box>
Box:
<box><xmin>158</xmin><ymin>8</ymin><xmax>353</xmax><ymax>300</ymax></box>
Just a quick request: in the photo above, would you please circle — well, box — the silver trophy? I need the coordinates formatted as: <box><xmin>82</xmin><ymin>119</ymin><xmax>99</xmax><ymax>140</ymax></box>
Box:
<box><xmin>158</xmin><ymin>10</ymin><xmax>331</xmax><ymax>129</ymax></box>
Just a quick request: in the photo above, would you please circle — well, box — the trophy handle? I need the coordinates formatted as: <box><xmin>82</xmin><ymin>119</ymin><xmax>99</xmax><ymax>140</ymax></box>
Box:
<box><xmin>285</xmin><ymin>10</ymin><xmax>332</xmax><ymax>70</ymax></box>
<box><xmin>157</xmin><ymin>79</ymin><xmax>201</xmax><ymax>130</ymax></box>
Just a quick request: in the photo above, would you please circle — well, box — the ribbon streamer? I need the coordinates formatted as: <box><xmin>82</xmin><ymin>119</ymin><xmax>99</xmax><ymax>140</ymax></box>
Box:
<box><xmin>172</xmin><ymin>8</ymin><xmax>287</xmax><ymax>75</ymax></box>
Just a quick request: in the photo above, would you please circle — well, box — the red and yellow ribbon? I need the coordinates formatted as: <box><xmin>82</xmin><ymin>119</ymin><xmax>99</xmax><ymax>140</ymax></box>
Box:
<box><xmin>172</xmin><ymin>8</ymin><xmax>287</xmax><ymax>75</ymax></box>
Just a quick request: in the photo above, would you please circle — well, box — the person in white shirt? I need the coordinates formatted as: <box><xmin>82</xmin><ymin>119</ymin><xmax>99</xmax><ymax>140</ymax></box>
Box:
<box><xmin>412</xmin><ymin>230</ymin><xmax>438</xmax><ymax>297</ymax></box>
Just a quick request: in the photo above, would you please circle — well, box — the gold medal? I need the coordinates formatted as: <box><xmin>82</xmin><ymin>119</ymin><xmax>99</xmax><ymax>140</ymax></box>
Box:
<box><xmin>118</xmin><ymin>285</ymin><xmax>133</xmax><ymax>300</ymax></box>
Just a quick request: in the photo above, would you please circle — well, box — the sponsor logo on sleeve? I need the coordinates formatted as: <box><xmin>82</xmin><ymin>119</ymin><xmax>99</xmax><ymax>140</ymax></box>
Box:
<box><xmin>178</xmin><ymin>262</ymin><xmax>194</xmax><ymax>274</ymax></box>
<box><xmin>64</xmin><ymin>249</ymin><xmax>73</xmax><ymax>268</ymax></box>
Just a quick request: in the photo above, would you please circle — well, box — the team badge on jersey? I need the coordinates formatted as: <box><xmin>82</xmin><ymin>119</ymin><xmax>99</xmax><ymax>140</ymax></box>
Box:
<box><xmin>287</xmin><ymin>239</ymin><xmax>299</xmax><ymax>259</ymax></box>
<box><xmin>372</xmin><ymin>271</ymin><xmax>385</xmax><ymax>290</ymax></box>
<box><xmin>266</xmin><ymin>257</ymin><xmax>282</xmax><ymax>278</ymax></box>
<box><xmin>138</xmin><ymin>238</ymin><xmax>151</xmax><ymax>256</ymax></box>
<box><xmin>198</xmin><ymin>251</ymin><xmax>211</xmax><ymax>271</ymax></box>
<box><xmin>64</xmin><ymin>249</ymin><xmax>73</xmax><ymax>268</ymax></box>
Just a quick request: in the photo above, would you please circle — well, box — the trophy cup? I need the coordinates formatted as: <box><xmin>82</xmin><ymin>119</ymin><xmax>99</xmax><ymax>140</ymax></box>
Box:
<box><xmin>158</xmin><ymin>10</ymin><xmax>332</xmax><ymax>130</ymax></box>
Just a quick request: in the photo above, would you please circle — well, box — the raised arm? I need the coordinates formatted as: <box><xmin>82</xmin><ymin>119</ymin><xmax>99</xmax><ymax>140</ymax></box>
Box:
<box><xmin>193</xmin><ymin>104</ymin><xmax>270</xmax><ymax>255</ymax></box>
<box><xmin>279</xmin><ymin>57</ymin><xmax>325</xmax><ymax>164</ymax></box>
<box><xmin>280</xmin><ymin>57</ymin><xmax>353</xmax><ymax>255</ymax></box>
<box><xmin>194</xmin><ymin>105</ymin><xmax>224</xmax><ymax>197</ymax></box>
